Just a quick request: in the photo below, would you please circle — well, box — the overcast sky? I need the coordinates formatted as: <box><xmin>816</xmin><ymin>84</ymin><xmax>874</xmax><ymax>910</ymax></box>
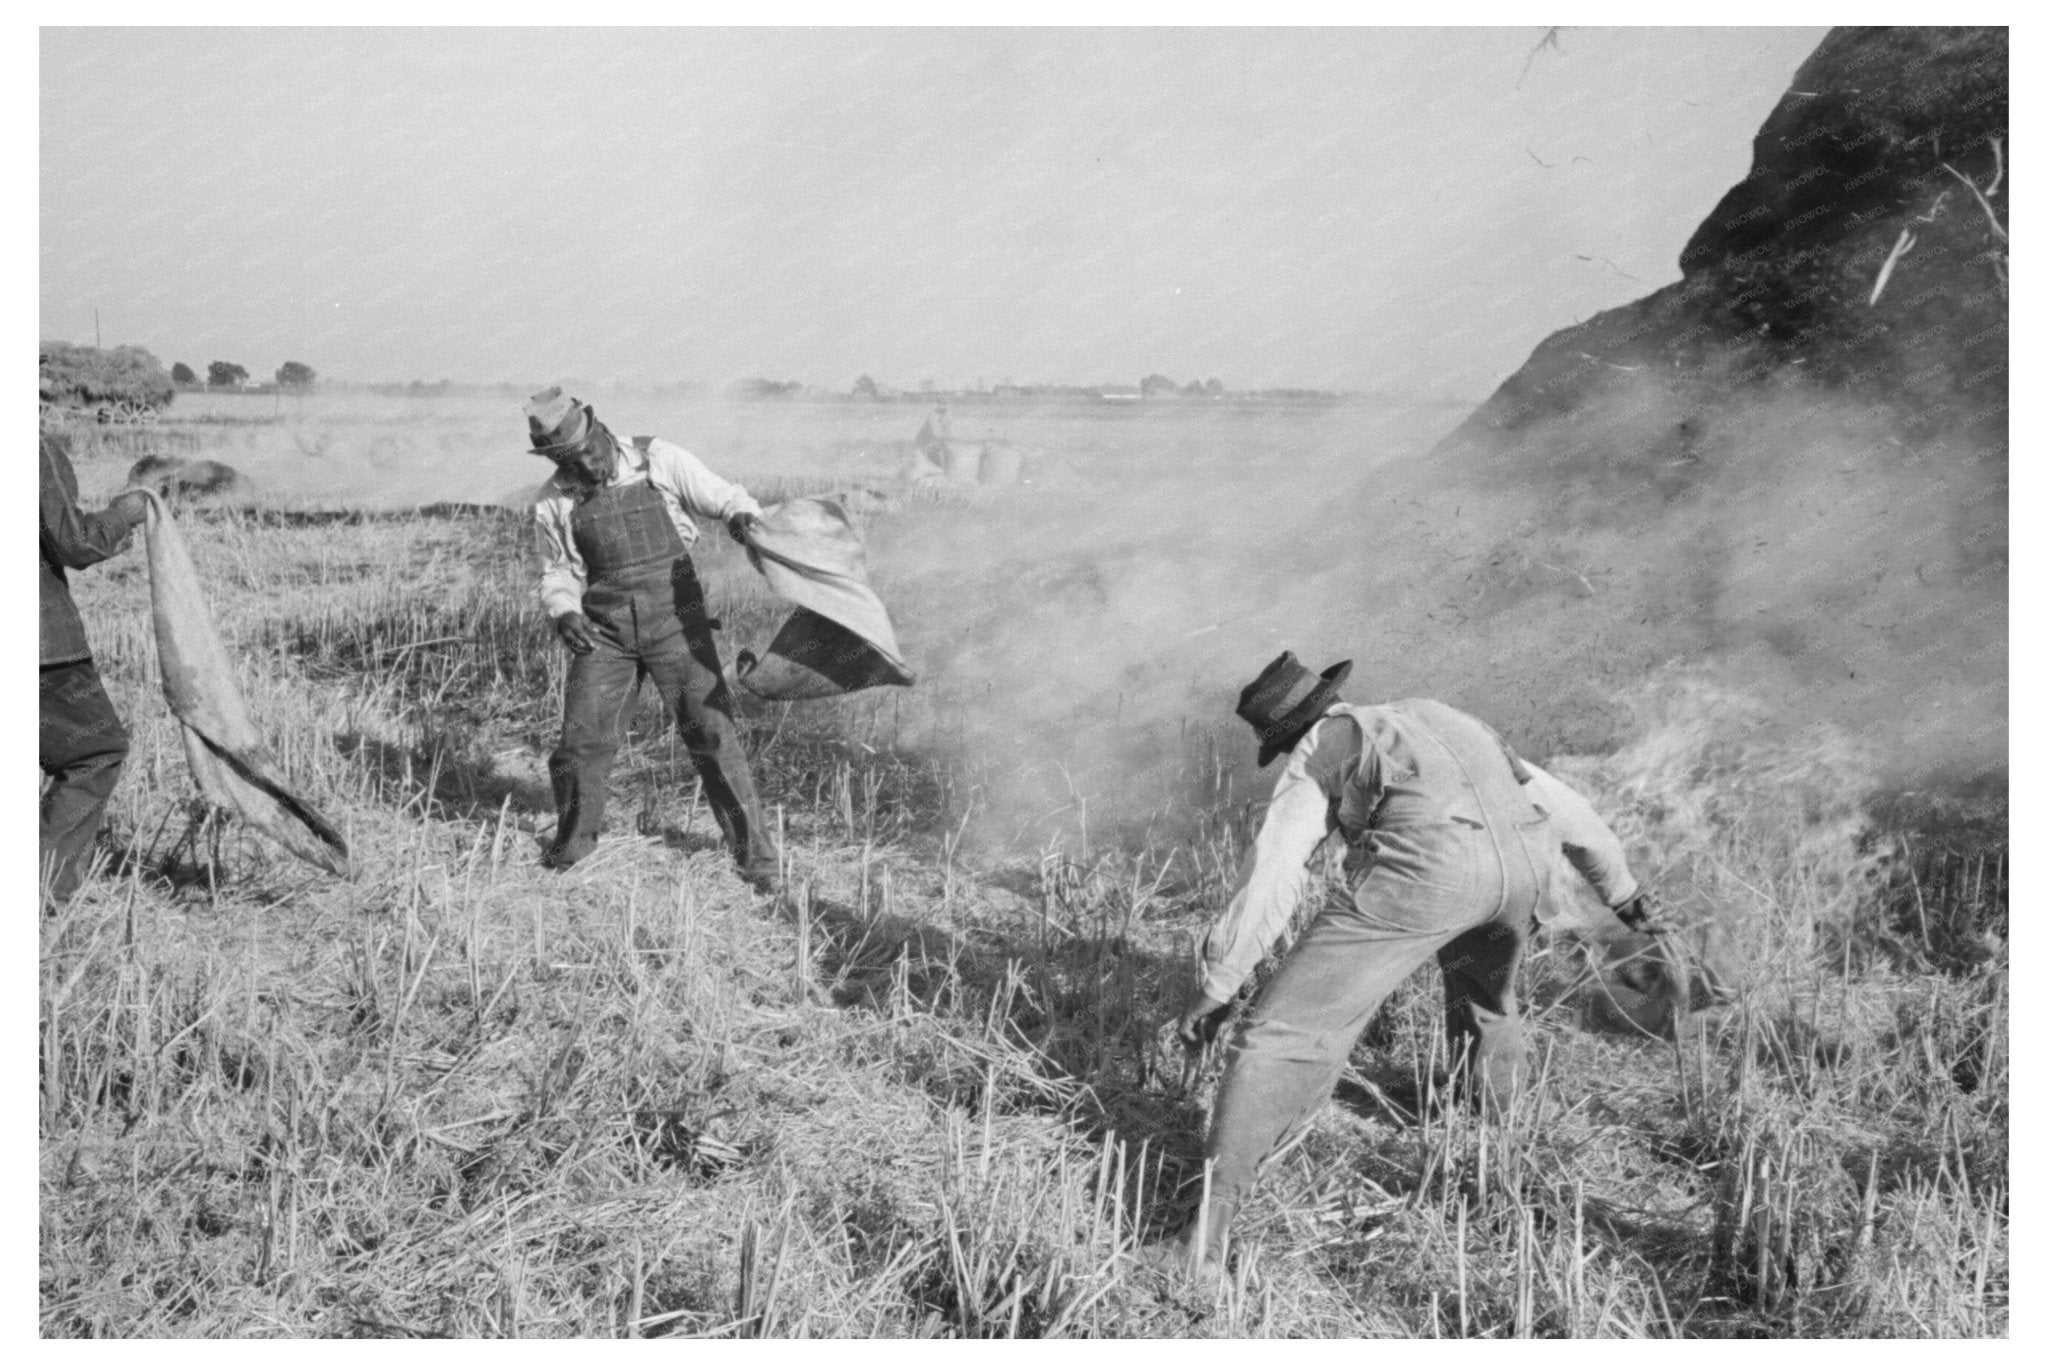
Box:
<box><xmin>41</xmin><ymin>26</ymin><xmax>1826</xmax><ymax>397</ymax></box>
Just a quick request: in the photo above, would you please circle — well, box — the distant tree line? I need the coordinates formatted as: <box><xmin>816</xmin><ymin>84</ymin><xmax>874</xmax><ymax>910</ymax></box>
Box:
<box><xmin>836</xmin><ymin>374</ymin><xmax>1337</xmax><ymax>402</ymax></box>
<box><xmin>181</xmin><ymin>359</ymin><xmax>317</xmax><ymax>389</ymax></box>
<box><xmin>78</xmin><ymin>365</ymin><xmax>1341</xmax><ymax>405</ymax></box>
<box><xmin>1140</xmin><ymin>374</ymin><xmax>1229</xmax><ymax>398</ymax></box>
<box><xmin>730</xmin><ymin>377</ymin><xmax>807</xmax><ymax>399</ymax></box>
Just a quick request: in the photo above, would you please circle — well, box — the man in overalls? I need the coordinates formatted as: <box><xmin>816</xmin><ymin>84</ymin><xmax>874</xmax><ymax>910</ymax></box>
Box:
<box><xmin>526</xmin><ymin>388</ymin><xmax>780</xmax><ymax>888</ymax></box>
<box><xmin>1144</xmin><ymin>652</ymin><xmax>1659</xmax><ymax>1271</ymax></box>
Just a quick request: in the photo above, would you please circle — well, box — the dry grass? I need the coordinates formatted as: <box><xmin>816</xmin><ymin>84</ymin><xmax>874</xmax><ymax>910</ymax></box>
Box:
<box><xmin>39</xmin><ymin>427</ymin><xmax>2005</xmax><ymax>1338</ymax></box>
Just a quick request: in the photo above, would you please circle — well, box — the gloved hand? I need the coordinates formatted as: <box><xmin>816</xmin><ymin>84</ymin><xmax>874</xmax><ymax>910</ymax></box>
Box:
<box><xmin>727</xmin><ymin>512</ymin><xmax>762</xmax><ymax>546</ymax></box>
<box><xmin>554</xmin><ymin>611</ymin><xmax>598</xmax><ymax>655</ymax></box>
<box><xmin>1174</xmin><ymin>988</ymin><xmax>1232</xmax><ymax>1051</ymax></box>
<box><xmin>1614</xmin><ymin>889</ymin><xmax>1665</xmax><ymax>934</ymax></box>
<box><xmin>110</xmin><ymin>490</ymin><xmax>150</xmax><ymax>527</ymax></box>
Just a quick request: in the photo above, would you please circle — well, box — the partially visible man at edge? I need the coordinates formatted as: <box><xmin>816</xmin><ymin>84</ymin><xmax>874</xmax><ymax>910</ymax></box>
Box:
<box><xmin>1143</xmin><ymin>651</ymin><xmax>1661</xmax><ymax>1272</ymax></box>
<box><xmin>40</xmin><ymin>430</ymin><xmax>149</xmax><ymax>905</ymax></box>
<box><xmin>525</xmin><ymin>387</ymin><xmax>780</xmax><ymax>888</ymax></box>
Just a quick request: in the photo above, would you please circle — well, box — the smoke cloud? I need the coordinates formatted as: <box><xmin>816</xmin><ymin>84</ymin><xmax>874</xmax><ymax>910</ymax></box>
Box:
<box><xmin>864</xmin><ymin>363</ymin><xmax>2003</xmax><ymax>854</ymax></box>
<box><xmin>136</xmin><ymin>369</ymin><xmax>2003</xmax><ymax>861</ymax></box>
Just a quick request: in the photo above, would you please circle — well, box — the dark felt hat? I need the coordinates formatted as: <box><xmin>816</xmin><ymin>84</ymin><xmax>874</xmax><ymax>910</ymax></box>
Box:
<box><xmin>1236</xmin><ymin>651</ymin><xmax>1353</xmax><ymax>766</ymax></box>
<box><xmin>524</xmin><ymin>386</ymin><xmax>597</xmax><ymax>458</ymax></box>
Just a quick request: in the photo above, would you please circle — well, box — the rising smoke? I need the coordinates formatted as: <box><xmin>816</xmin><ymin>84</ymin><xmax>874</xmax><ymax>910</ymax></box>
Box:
<box><xmin>155</xmin><ymin>355</ymin><xmax>2003</xmax><ymax>864</ymax></box>
<box><xmin>860</xmin><ymin>357</ymin><xmax>2004</xmax><ymax>856</ymax></box>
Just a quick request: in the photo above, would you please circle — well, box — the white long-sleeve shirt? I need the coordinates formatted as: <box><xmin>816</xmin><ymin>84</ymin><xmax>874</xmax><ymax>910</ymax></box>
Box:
<box><xmin>532</xmin><ymin>437</ymin><xmax>763</xmax><ymax>619</ymax></box>
<box><xmin>1198</xmin><ymin>714</ymin><xmax>1641</xmax><ymax>1001</ymax></box>
<box><xmin>1518</xmin><ymin>760</ymin><xmax>1642</xmax><ymax>929</ymax></box>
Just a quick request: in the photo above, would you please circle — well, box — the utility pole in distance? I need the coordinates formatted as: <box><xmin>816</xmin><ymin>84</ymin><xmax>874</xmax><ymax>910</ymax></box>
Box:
<box><xmin>94</xmin><ymin>309</ymin><xmax>101</xmax><ymax>349</ymax></box>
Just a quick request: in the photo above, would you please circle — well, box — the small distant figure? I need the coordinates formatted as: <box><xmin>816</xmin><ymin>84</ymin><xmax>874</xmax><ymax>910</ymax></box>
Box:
<box><xmin>904</xmin><ymin>402</ymin><xmax>1033</xmax><ymax>489</ymax></box>
<box><xmin>523</xmin><ymin>387</ymin><xmax>780</xmax><ymax>889</ymax></box>
<box><xmin>912</xmin><ymin>404</ymin><xmax>949</xmax><ymax>462</ymax></box>
<box><xmin>1139</xmin><ymin>652</ymin><xmax>1660</xmax><ymax>1274</ymax></box>
<box><xmin>40</xmin><ymin>431</ymin><xmax>149</xmax><ymax>905</ymax></box>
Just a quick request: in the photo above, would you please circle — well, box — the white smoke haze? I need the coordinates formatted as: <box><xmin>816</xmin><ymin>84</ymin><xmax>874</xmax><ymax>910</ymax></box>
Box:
<box><xmin>861</xmin><ymin>358</ymin><xmax>2005</xmax><ymax>856</ymax></box>
<box><xmin>145</xmin><ymin>390</ymin><xmax>553</xmax><ymax>511</ymax></box>
<box><xmin>139</xmin><ymin>360</ymin><xmax>2003</xmax><ymax>863</ymax></box>
<box><xmin>1411</xmin><ymin>369</ymin><xmax>2008</xmax><ymax>791</ymax></box>
<box><xmin>139</xmin><ymin>388</ymin><xmax>1471</xmax><ymax>851</ymax></box>
<box><xmin>858</xmin><ymin>399</ymin><xmax>1472</xmax><ymax>852</ymax></box>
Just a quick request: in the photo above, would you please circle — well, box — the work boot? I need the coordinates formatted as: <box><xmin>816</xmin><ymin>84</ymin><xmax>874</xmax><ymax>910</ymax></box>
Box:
<box><xmin>734</xmin><ymin>827</ymin><xmax>783</xmax><ymax>896</ymax></box>
<box><xmin>540</xmin><ymin>839</ymin><xmax>590</xmax><ymax>871</ymax></box>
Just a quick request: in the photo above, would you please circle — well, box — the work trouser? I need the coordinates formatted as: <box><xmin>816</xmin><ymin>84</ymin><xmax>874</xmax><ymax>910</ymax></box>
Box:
<box><xmin>40</xmin><ymin>659</ymin><xmax>131</xmax><ymax>904</ymax></box>
<box><xmin>1195</xmin><ymin>822</ymin><xmax>1547</xmax><ymax>1255</ymax></box>
<box><xmin>546</xmin><ymin>558</ymin><xmax>777</xmax><ymax>875</ymax></box>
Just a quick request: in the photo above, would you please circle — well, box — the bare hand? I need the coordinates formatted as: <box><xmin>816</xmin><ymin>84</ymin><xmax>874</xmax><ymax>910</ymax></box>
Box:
<box><xmin>1615</xmin><ymin>890</ymin><xmax>1666</xmax><ymax>934</ymax></box>
<box><xmin>110</xmin><ymin>490</ymin><xmax>150</xmax><ymax>527</ymax></box>
<box><xmin>555</xmin><ymin>611</ymin><xmax>598</xmax><ymax>655</ymax></box>
<box><xmin>1175</xmin><ymin>989</ymin><xmax>1231</xmax><ymax>1050</ymax></box>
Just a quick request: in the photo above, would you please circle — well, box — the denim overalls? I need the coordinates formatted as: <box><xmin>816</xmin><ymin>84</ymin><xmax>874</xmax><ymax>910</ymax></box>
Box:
<box><xmin>546</xmin><ymin>478</ymin><xmax>776</xmax><ymax>877</ymax></box>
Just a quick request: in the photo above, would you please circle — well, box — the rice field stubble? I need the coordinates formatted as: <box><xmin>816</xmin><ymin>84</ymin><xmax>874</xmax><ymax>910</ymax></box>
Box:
<box><xmin>38</xmin><ymin>406</ymin><xmax>2006</xmax><ymax>1337</ymax></box>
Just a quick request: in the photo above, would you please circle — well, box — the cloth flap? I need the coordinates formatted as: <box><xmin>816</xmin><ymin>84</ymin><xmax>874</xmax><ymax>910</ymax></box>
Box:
<box><xmin>143</xmin><ymin>491</ymin><xmax>351</xmax><ymax>878</ymax></box>
<box><xmin>736</xmin><ymin>497</ymin><xmax>914</xmax><ymax>700</ymax></box>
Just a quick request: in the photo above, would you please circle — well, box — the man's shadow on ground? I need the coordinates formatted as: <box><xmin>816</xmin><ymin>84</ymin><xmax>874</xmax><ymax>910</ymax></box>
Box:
<box><xmin>785</xmin><ymin>878</ymin><xmax>1717</xmax><ymax>1272</ymax></box>
<box><xmin>786</xmin><ymin>881</ymin><xmax>1214</xmax><ymax>1229</ymax></box>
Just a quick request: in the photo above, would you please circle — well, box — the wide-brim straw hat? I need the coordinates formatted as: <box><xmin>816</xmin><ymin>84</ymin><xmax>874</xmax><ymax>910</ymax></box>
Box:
<box><xmin>1237</xmin><ymin>651</ymin><xmax>1353</xmax><ymax>766</ymax></box>
<box><xmin>524</xmin><ymin>386</ymin><xmax>598</xmax><ymax>458</ymax></box>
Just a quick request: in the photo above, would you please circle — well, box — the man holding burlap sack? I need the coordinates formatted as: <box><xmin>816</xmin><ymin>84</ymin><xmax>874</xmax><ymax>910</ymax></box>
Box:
<box><xmin>39</xmin><ymin>430</ymin><xmax>149</xmax><ymax>904</ymax></box>
<box><xmin>524</xmin><ymin>388</ymin><xmax>779</xmax><ymax>888</ymax></box>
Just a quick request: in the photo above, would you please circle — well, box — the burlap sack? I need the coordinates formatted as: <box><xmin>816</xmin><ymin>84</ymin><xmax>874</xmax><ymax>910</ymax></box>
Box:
<box><xmin>736</xmin><ymin>497</ymin><xmax>914</xmax><ymax>701</ymax></box>
<box><xmin>142</xmin><ymin>491</ymin><xmax>351</xmax><ymax>878</ymax></box>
